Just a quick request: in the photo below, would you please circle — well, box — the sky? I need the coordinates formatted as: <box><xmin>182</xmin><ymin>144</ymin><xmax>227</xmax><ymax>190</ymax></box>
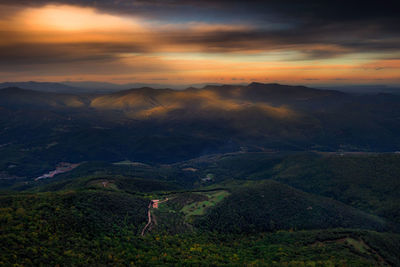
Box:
<box><xmin>0</xmin><ymin>0</ymin><xmax>399</xmax><ymax>86</ymax></box>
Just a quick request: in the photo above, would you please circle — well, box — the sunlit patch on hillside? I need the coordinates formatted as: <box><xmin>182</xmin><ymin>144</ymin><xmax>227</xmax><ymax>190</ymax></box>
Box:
<box><xmin>88</xmin><ymin>88</ymin><xmax>297</xmax><ymax>119</ymax></box>
<box><xmin>64</xmin><ymin>98</ymin><xmax>86</xmax><ymax>108</ymax></box>
<box><xmin>130</xmin><ymin>104</ymin><xmax>182</xmax><ymax>118</ymax></box>
<box><xmin>257</xmin><ymin>104</ymin><xmax>296</xmax><ymax>118</ymax></box>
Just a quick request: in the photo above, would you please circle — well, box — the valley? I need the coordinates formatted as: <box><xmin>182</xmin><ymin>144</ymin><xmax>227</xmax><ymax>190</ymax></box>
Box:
<box><xmin>1</xmin><ymin>83</ymin><xmax>400</xmax><ymax>265</ymax></box>
<box><xmin>1</xmin><ymin>0</ymin><xmax>399</xmax><ymax>265</ymax></box>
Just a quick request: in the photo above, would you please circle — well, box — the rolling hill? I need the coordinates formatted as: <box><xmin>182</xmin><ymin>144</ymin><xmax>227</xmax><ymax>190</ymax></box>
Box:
<box><xmin>195</xmin><ymin>180</ymin><xmax>391</xmax><ymax>233</ymax></box>
<box><xmin>2</xmin><ymin>150</ymin><xmax>400</xmax><ymax>265</ymax></box>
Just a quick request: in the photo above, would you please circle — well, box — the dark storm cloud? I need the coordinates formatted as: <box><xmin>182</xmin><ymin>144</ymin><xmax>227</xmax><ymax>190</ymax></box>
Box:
<box><xmin>159</xmin><ymin>22</ymin><xmax>400</xmax><ymax>58</ymax></box>
<box><xmin>0</xmin><ymin>43</ymin><xmax>119</xmax><ymax>64</ymax></box>
<box><xmin>2</xmin><ymin>0</ymin><xmax>399</xmax><ymax>22</ymax></box>
<box><xmin>0</xmin><ymin>42</ymin><xmax>173</xmax><ymax>74</ymax></box>
<box><xmin>0</xmin><ymin>0</ymin><xmax>399</xmax><ymax>21</ymax></box>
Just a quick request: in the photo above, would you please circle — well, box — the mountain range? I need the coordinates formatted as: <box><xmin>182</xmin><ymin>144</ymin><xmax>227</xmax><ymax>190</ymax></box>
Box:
<box><xmin>0</xmin><ymin>81</ymin><xmax>228</xmax><ymax>94</ymax></box>
<box><xmin>2</xmin><ymin>81</ymin><xmax>399</xmax><ymax>94</ymax></box>
<box><xmin>1</xmin><ymin>82</ymin><xmax>400</xmax><ymax>175</ymax></box>
<box><xmin>2</xmin><ymin>82</ymin><xmax>400</xmax><ymax>265</ymax></box>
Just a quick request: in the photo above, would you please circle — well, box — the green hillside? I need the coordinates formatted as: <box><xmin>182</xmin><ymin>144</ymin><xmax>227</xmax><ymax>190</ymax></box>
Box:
<box><xmin>273</xmin><ymin>153</ymin><xmax>400</xmax><ymax>224</ymax></box>
<box><xmin>2</xmin><ymin>188</ymin><xmax>400</xmax><ymax>266</ymax></box>
<box><xmin>195</xmin><ymin>180</ymin><xmax>391</xmax><ymax>233</ymax></box>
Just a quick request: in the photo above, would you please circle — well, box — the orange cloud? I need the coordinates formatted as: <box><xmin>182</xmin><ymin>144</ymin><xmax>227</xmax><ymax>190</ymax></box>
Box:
<box><xmin>20</xmin><ymin>5</ymin><xmax>140</xmax><ymax>32</ymax></box>
<box><xmin>0</xmin><ymin>4</ymin><xmax>399</xmax><ymax>85</ymax></box>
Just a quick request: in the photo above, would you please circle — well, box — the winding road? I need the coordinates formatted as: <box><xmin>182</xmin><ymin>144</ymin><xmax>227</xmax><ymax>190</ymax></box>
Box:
<box><xmin>141</xmin><ymin>198</ymin><xmax>169</xmax><ymax>236</ymax></box>
<box><xmin>141</xmin><ymin>202</ymin><xmax>152</xmax><ymax>236</ymax></box>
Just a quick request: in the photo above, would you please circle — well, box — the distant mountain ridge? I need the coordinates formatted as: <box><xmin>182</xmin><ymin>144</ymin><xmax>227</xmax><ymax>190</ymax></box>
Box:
<box><xmin>0</xmin><ymin>82</ymin><xmax>84</xmax><ymax>93</ymax></box>
<box><xmin>2</xmin><ymin>80</ymin><xmax>399</xmax><ymax>94</ymax></box>
<box><xmin>0</xmin><ymin>82</ymin><xmax>348</xmax><ymax>113</ymax></box>
<box><xmin>0</xmin><ymin>81</ymin><xmax>228</xmax><ymax>93</ymax></box>
<box><xmin>1</xmin><ymin>82</ymin><xmax>400</xmax><ymax>165</ymax></box>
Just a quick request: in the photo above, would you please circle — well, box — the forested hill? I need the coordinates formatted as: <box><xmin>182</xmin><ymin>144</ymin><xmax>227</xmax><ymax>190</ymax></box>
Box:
<box><xmin>2</xmin><ymin>152</ymin><xmax>400</xmax><ymax>265</ymax></box>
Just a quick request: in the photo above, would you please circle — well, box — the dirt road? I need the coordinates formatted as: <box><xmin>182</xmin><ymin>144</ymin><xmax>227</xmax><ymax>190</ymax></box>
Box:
<box><xmin>140</xmin><ymin>198</ymin><xmax>169</xmax><ymax>236</ymax></box>
<box><xmin>141</xmin><ymin>202</ymin><xmax>152</xmax><ymax>236</ymax></box>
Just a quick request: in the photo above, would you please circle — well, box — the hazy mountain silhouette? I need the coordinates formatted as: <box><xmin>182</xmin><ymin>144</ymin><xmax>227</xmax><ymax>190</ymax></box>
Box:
<box><xmin>0</xmin><ymin>82</ymin><xmax>83</xmax><ymax>94</ymax></box>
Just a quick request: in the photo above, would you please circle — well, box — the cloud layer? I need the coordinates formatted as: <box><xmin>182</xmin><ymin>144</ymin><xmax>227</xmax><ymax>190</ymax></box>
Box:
<box><xmin>0</xmin><ymin>1</ymin><xmax>399</xmax><ymax>84</ymax></box>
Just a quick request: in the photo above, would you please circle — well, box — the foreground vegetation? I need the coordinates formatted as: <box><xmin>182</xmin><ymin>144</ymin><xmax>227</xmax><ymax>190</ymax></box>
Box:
<box><xmin>2</xmin><ymin>152</ymin><xmax>400</xmax><ymax>265</ymax></box>
<box><xmin>1</xmin><ymin>189</ymin><xmax>399</xmax><ymax>266</ymax></box>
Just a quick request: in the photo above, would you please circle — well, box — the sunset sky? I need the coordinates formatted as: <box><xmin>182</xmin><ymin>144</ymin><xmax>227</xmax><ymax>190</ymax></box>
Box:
<box><xmin>1</xmin><ymin>0</ymin><xmax>399</xmax><ymax>86</ymax></box>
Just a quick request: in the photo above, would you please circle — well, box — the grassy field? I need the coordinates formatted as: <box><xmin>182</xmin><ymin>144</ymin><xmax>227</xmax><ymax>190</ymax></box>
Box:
<box><xmin>181</xmin><ymin>190</ymin><xmax>230</xmax><ymax>218</ymax></box>
<box><xmin>87</xmin><ymin>179</ymin><xmax>119</xmax><ymax>190</ymax></box>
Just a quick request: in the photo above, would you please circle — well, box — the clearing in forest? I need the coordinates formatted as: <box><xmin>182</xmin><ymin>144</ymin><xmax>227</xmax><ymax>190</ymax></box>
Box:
<box><xmin>181</xmin><ymin>190</ymin><xmax>229</xmax><ymax>217</ymax></box>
